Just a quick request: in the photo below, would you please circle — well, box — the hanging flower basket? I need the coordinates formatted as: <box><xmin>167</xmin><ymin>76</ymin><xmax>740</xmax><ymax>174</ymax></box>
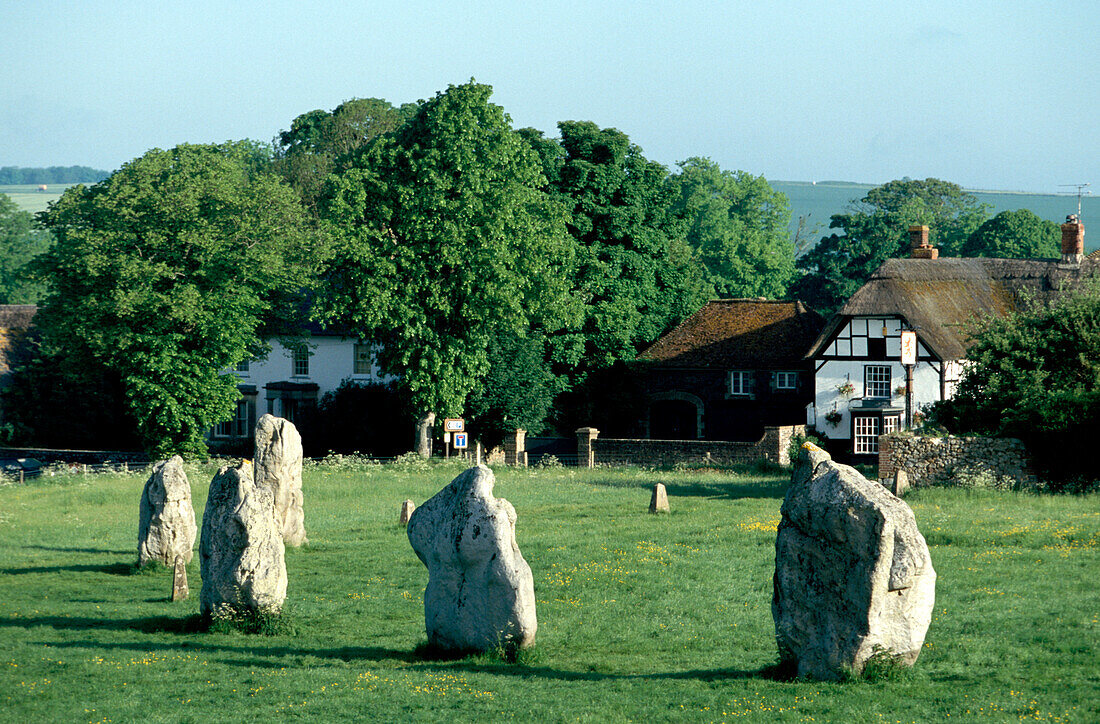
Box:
<box><xmin>894</xmin><ymin>385</ymin><xmax>908</xmax><ymax>398</ymax></box>
<box><xmin>836</xmin><ymin>381</ymin><xmax>855</xmax><ymax>398</ymax></box>
<box><xmin>824</xmin><ymin>410</ymin><xmax>843</xmax><ymax>427</ymax></box>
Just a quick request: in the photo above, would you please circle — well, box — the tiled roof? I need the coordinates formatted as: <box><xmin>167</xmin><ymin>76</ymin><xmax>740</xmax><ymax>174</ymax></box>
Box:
<box><xmin>637</xmin><ymin>299</ymin><xmax>825</xmax><ymax>368</ymax></box>
<box><xmin>0</xmin><ymin>305</ymin><xmax>37</xmax><ymax>330</ymax></box>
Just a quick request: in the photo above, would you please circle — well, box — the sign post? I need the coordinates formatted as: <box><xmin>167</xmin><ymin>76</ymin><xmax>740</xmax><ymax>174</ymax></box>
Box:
<box><xmin>900</xmin><ymin>330</ymin><xmax>917</xmax><ymax>429</ymax></box>
<box><xmin>444</xmin><ymin>419</ymin><xmax>464</xmax><ymax>460</ymax></box>
<box><xmin>453</xmin><ymin>432</ymin><xmax>468</xmax><ymax>460</ymax></box>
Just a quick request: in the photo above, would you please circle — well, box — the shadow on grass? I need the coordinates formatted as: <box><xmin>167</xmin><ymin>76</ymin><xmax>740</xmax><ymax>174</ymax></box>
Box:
<box><xmin>0</xmin><ymin>614</ymin><xmax>206</xmax><ymax>634</ymax></box>
<box><xmin>22</xmin><ymin>545</ymin><xmax>132</xmax><ymax>556</ymax></box>
<box><xmin>581</xmin><ymin>477</ymin><xmax>786</xmax><ymax>501</ymax></box>
<box><xmin>40</xmin><ymin>638</ymin><xmax>420</xmax><ymax>665</ymax></box>
<box><xmin>409</xmin><ymin>658</ymin><xmax>796</xmax><ymax>683</ymax></box>
<box><xmin>1</xmin><ymin>562</ymin><xmax>136</xmax><ymax>576</ymax></box>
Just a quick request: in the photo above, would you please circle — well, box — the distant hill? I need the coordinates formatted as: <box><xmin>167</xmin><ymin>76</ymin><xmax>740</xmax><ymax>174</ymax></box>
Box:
<box><xmin>774</xmin><ymin>180</ymin><xmax>1099</xmax><ymax>254</ymax></box>
<box><xmin>0</xmin><ymin>166</ymin><xmax>110</xmax><ymax>185</ymax></box>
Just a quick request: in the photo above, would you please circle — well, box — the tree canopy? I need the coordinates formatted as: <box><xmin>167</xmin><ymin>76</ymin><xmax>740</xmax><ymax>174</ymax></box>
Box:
<box><xmin>793</xmin><ymin>178</ymin><xmax>989</xmax><ymax>315</ymax></box>
<box><xmin>0</xmin><ymin>193</ymin><xmax>51</xmax><ymax>303</ymax></box>
<box><xmin>317</xmin><ymin>81</ymin><xmax>580</xmax><ymax>424</ymax></box>
<box><xmin>930</xmin><ymin>280</ymin><xmax>1100</xmax><ymax>487</ymax></box>
<box><xmin>668</xmin><ymin>157</ymin><xmax>794</xmax><ymax>299</ymax></box>
<box><xmin>960</xmin><ymin>208</ymin><xmax>1061</xmax><ymax>259</ymax></box>
<box><xmin>32</xmin><ymin>143</ymin><xmax>318</xmax><ymax>456</ymax></box>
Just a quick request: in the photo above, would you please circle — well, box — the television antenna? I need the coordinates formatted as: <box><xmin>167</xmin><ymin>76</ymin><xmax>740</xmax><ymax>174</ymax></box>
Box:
<box><xmin>1059</xmin><ymin>183</ymin><xmax>1091</xmax><ymax>218</ymax></box>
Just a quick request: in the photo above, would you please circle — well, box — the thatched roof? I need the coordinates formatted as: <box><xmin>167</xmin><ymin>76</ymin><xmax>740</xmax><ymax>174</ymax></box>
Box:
<box><xmin>808</xmin><ymin>257</ymin><xmax>1099</xmax><ymax>361</ymax></box>
<box><xmin>638</xmin><ymin>299</ymin><xmax>824</xmax><ymax>369</ymax></box>
<box><xmin>0</xmin><ymin>305</ymin><xmax>37</xmax><ymax>330</ymax></box>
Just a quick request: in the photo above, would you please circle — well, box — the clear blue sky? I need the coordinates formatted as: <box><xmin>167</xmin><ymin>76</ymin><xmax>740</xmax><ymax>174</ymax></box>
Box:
<box><xmin>2</xmin><ymin>1</ymin><xmax>1096</xmax><ymax>193</ymax></box>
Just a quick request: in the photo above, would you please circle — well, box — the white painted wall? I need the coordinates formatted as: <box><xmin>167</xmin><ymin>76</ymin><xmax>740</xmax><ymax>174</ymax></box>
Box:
<box><xmin>231</xmin><ymin>337</ymin><xmax>394</xmax><ymax>403</ymax></box>
<box><xmin>813</xmin><ymin>359</ymin><xmax>942</xmax><ymax>440</ymax></box>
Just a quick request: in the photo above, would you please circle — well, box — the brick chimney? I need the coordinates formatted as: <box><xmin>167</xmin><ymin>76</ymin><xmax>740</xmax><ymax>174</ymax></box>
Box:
<box><xmin>1061</xmin><ymin>214</ymin><xmax>1084</xmax><ymax>264</ymax></box>
<box><xmin>909</xmin><ymin>225</ymin><xmax>938</xmax><ymax>259</ymax></box>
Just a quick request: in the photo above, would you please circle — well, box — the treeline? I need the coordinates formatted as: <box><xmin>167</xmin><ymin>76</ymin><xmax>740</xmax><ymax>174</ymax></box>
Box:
<box><xmin>0</xmin><ymin>81</ymin><xmax>1070</xmax><ymax>457</ymax></box>
<box><xmin>0</xmin><ymin>166</ymin><xmax>110</xmax><ymax>185</ymax></box>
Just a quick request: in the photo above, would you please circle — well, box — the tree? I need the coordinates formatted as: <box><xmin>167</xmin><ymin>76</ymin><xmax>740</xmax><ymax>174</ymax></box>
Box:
<box><xmin>32</xmin><ymin>143</ymin><xmax>318</xmax><ymax>456</ymax></box>
<box><xmin>317</xmin><ymin>82</ymin><xmax>580</xmax><ymax>443</ymax></box>
<box><xmin>960</xmin><ymin>208</ymin><xmax>1060</xmax><ymax>259</ymax></box>
<box><xmin>552</xmin><ymin>121</ymin><xmax>711</xmax><ymax>370</ymax></box>
<box><xmin>930</xmin><ymin>280</ymin><xmax>1100</xmax><ymax>487</ymax></box>
<box><xmin>0</xmin><ymin>193</ymin><xmax>51</xmax><ymax>303</ymax></box>
<box><xmin>273</xmin><ymin>98</ymin><xmax>415</xmax><ymax>211</ymax></box>
<box><xmin>668</xmin><ymin>157</ymin><xmax>795</xmax><ymax>299</ymax></box>
<box><xmin>793</xmin><ymin>178</ymin><xmax>989</xmax><ymax>315</ymax></box>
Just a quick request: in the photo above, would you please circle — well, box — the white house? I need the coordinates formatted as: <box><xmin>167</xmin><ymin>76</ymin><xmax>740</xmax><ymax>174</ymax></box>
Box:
<box><xmin>211</xmin><ymin>330</ymin><xmax>392</xmax><ymax>442</ymax></box>
<box><xmin>806</xmin><ymin>220</ymin><xmax>1095</xmax><ymax>459</ymax></box>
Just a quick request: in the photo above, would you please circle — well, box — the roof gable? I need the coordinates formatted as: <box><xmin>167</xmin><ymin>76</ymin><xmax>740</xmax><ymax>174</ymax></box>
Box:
<box><xmin>638</xmin><ymin>299</ymin><xmax>824</xmax><ymax>368</ymax></box>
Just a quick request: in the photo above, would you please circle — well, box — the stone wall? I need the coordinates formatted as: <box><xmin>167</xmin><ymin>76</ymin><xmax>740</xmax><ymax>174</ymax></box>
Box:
<box><xmin>878</xmin><ymin>434</ymin><xmax>1037</xmax><ymax>488</ymax></box>
<box><xmin>590</xmin><ymin>425</ymin><xmax>805</xmax><ymax>468</ymax></box>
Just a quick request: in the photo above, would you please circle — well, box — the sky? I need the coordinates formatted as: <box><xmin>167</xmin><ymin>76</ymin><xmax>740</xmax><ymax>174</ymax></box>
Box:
<box><xmin>1</xmin><ymin>1</ymin><xmax>1097</xmax><ymax>193</ymax></box>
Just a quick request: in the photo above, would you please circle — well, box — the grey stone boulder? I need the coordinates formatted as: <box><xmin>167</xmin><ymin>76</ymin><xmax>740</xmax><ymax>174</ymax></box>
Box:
<box><xmin>254</xmin><ymin>414</ymin><xmax>307</xmax><ymax>547</ymax></box>
<box><xmin>407</xmin><ymin>465</ymin><xmax>536</xmax><ymax>653</ymax></box>
<box><xmin>773</xmin><ymin>443</ymin><xmax>936</xmax><ymax>680</ymax></box>
<box><xmin>199</xmin><ymin>462</ymin><xmax>287</xmax><ymax>617</ymax></box>
<box><xmin>137</xmin><ymin>455</ymin><xmax>198</xmax><ymax>567</ymax></box>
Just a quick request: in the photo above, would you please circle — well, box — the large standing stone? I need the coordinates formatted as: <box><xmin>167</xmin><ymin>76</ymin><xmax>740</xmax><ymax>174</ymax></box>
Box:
<box><xmin>254</xmin><ymin>414</ymin><xmax>307</xmax><ymax>547</ymax></box>
<box><xmin>773</xmin><ymin>444</ymin><xmax>936</xmax><ymax>680</ymax></box>
<box><xmin>199</xmin><ymin>462</ymin><xmax>287</xmax><ymax>617</ymax></box>
<box><xmin>137</xmin><ymin>456</ymin><xmax>198</xmax><ymax>567</ymax></box>
<box><xmin>407</xmin><ymin>465</ymin><xmax>536</xmax><ymax>653</ymax></box>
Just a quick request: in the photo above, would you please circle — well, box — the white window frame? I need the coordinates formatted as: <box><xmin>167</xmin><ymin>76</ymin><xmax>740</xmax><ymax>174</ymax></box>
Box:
<box><xmin>292</xmin><ymin>346</ymin><xmax>310</xmax><ymax>377</ymax></box>
<box><xmin>883</xmin><ymin>415</ymin><xmax>900</xmax><ymax>436</ymax></box>
<box><xmin>353</xmin><ymin>343</ymin><xmax>373</xmax><ymax>376</ymax></box>
<box><xmin>729</xmin><ymin>370</ymin><xmax>755</xmax><ymax>397</ymax></box>
<box><xmin>864</xmin><ymin>365</ymin><xmax>891</xmax><ymax>399</ymax></box>
<box><xmin>853</xmin><ymin>416</ymin><xmax>881</xmax><ymax>454</ymax></box>
<box><xmin>774</xmin><ymin>371</ymin><xmax>798</xmax><ymax>390</ymax></box>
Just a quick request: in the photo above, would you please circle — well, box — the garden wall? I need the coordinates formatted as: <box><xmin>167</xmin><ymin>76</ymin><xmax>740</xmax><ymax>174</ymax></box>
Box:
<box><xmin>878</xmin><ymin>434</ymin><xmax>1037</xmax><ymax>488</ymax></box>
<box><xmin>583</xmin><ymin>425</ymin><xmax>804</xmax><ymax>468</ymax></box>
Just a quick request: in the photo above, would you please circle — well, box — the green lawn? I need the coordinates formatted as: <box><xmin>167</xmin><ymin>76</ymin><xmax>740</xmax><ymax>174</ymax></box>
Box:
<box><xmin>1</xmin><ymin>460</ymin><xmax>1097</xmax><ymax>722</ymax></box>
<box><xmin>0</xmin><ymin>184</ymin><xmax>70</xmax><ymax>215</ymax></box>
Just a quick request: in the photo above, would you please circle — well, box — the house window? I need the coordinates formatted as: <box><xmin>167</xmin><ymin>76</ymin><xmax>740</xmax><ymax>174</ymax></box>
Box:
<box><xmin>853</xmin><ymin>416</ymin><xmax>881</xmax><ymax>454</ymax></box>
<box><xmin>729</xmin><ymin>371</ymin><xmax>755</xmax><ymax>397</ymax></box>
<box><xmin>235</xmin><ymin>359</ymin><xmax>250</xmax><ymax>374</ymax></box>
<box><xmin>774</xmin><ymin>371</ymin><xmax>798</xmax><ymax>390</ymax></box>
<box><xmin>864</xmin><ymin>365</ymin><xmax>891</xmax><ymax>398</ymax></box>
<box><xmin>353</xmin><ymin>343</ymin><xmax>372</xmax><ymax>375</ymax></box>
<box><xmin>292</xmin><ymin>346</ymin><xmax>310</xmax><ymax>377</ymax></box>
<box><xmin>215</xmin><ymin>399</ymin><xmax>251</xmax><ymax>438</ymax></box>
<box><xmin>883</xmin><ymin>415</ymin><xmax>900</xmax><ymax>436</ymax></box>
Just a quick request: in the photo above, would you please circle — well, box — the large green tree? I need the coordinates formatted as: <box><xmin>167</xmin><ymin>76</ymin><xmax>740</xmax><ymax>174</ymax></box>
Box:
<box><xmin>317</xmin><ymin>82</ymin><xmax>580</xmax><ymax>432</ymax></box>
<box><xmin>668</xmin><ymin>157</ymin><xmax>794</xmax><ymax>299</ymax></box>
<box><xmin>0</xmin><ymin>193</ymin><xmax>52</xmax><ymax>303</ymax></box>
<box><xmin>552</xmin><ymin>121</ymin><xmax>710</xmax><ymax>370</ymax></box>
<box><xmin>32</xmin><ymin>143</ymin><xmax>318</xmax><ymax>456</ymax></box>
<box><xmin>930</xmin><ymin>280</ymin><xmax>1100</xmax><ymax>487</ymax></box>
<box><xmin>793</xmin><ymin>178</ymin><xmax>989</xmax><ymax>314</ymax></box>
<box><xmin>274</xmin><ymin>98</ymin><xmax>415</xmax><ymax>212</ymax></box>
<box><xmin>960</xmin><ymin>208</ymin><xmax>1061</xmax><ymax>259</ymax></box>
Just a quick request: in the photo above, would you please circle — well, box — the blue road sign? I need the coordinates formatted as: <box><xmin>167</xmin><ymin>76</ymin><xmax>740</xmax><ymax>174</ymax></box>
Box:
<box><xmin>453</xmin><ymin>432</ymin><xmax>468</xmax><ymax>449</ymax></box>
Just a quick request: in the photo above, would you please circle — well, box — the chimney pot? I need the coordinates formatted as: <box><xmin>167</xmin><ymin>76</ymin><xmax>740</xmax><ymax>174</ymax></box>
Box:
<box><xmin>1061</xmin><ymin>215</ymin><xmax>1084</xmax><ymax>264</ymax></box>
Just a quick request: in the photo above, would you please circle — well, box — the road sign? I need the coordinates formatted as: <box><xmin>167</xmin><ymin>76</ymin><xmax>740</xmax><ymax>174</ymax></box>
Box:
<box><xmin>900</xmin><ymin>330</ymin><xmax>917</xmax><ymax>365</ymax></box>
<box><xmin>453</xmin><ymin>432</ymin><xmax>468</xmax><ymax>449</ymax></box>
<box><xmin>444</xmin><ymin>418</ymin><xmax>465</xmax><ymax>432</ymax></box>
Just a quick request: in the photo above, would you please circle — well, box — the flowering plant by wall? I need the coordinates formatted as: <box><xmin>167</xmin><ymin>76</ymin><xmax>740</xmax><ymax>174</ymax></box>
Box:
<box><xmin>836</xmin><ymin>381</ymin><xmax>855</xmax><ymax>397</ymax></box>
<box><xmin>824</xmin><ymin>410</ymin><xmax>843</xmax><ymax>427</ymax></box>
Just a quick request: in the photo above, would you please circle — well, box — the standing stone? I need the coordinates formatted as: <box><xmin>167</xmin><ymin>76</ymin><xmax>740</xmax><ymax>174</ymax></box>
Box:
<box><xmin>254</xmin><ymin>414</ymin><xmax>307</xmax><ymax>547</ymax></box>
<box><xmin>171</xmin><ymin>557</ymin><xmax>189</xmax><ymax>602</ymax></box>
<box><xmin>399</xmin><ymin>499</ymin><xmax>416</xmax><ymax>526</ymax></box>
<box><xmin>137</xmin><ymin>456</ymin><xmax>198</xmax><ymax>567</ymax></box>
<box><xmin>649</xmin><ymin>483</ymin><xmax>670</xmax><ymax>514</ymax></box>
<box><xmin>199</xmin><ymin>462</ymin><xmax>287</xmax><ymax>617</ymax></box>
<box><xmin>407</xmin><ymin>465</ymin><xmax>536</xmax><ymax>653</ymax></box>
<box><xmin>773</xmin><ymin>443</ymin><xmax>936</xmax><ymax>680</ymax></box>
<box><xmin>890</xmin><ymin>469</ymin><xmax>910</xmax><ymax>497</ymax></box>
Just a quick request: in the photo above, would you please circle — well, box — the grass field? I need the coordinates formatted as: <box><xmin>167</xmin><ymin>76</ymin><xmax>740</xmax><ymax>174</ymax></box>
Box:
<box><xmin>0</xmin><ymin>184</ymin><xmax>72</xmax><ymax>215</ymax></box>
<box><xmin>1</xmin><ymin>460</ymin><xmax>1097</xmax><ymax>722</ymax></box>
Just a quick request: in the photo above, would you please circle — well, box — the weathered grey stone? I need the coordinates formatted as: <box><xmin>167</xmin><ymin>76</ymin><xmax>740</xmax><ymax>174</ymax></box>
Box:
<box><xmin>649</xmin><ymin>483</ymin><xmax>670</xmax><ymax>514</ymax></box>
<box><xmin>171</xmin><ymin>557</ymin><xmax>189</xmax><ymax>602</ymax></box>
<box><xmin>137</xmin><ymin>456</ymin><xmax>198</xmax><ymax>567</ymax></box>
<box><xmin>407</xmin><ymin>465</ymin><xmax>536</xmax><ymax>652</ymax></box>
<box><xmin>254</xmin><ymin>414</ymin><xmax>307</xmax><ymax>547</ymax></box>
<box><xmin>199</xmin><ymin>462</ymin><xmax>287</xmax><ymax>617</ymax></box>
<box><xmin>399</xmin><ymin>499</ymin><xmax>415</xmax><ymax>526</ymax></box>
<box><xmin>891</xmin><ymin>469</ymin><xmax>910</xmax><ymax>497</ymax></box>
<box><xmin>773</xmin><ymin>443</ymin><xmax>936</xmax><ymax>680</ymax></box>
